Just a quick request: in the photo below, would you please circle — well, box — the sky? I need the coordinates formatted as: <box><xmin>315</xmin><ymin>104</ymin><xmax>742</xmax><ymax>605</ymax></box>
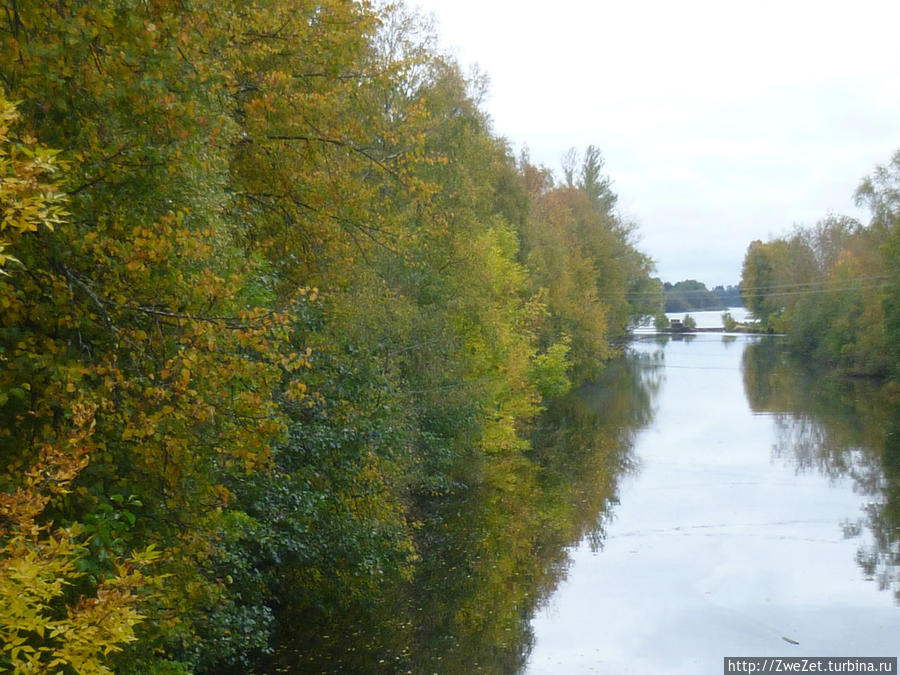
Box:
<box><xmin>410</xmin><ymin>0</ymin><xmax>900</xmax><ymax>287</ymax></box>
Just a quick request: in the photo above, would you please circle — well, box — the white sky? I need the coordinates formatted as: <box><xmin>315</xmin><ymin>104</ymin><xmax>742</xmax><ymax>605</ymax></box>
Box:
<box><xmin>411</xmin><ymin>0</ymin><xmax>900</xmax><ymax>287</ymax></box>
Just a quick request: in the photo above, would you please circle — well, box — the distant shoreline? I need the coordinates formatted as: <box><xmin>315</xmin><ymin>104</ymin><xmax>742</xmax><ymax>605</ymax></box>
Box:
<box><xmin>656</xmin><ymin>325</ymin><xmax>772</xmax><ymax>335</ymax></box>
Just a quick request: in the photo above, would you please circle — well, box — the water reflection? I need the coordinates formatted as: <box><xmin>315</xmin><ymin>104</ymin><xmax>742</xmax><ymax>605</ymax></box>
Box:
<box><xmin>530</xmin><ymin>349</ymin><xmax>663</xmax><ymax>553</ymax></box>
<box><xmin>265</xmin><ymin>351</ymin><xmax>660</xmax><ymax>673</ymax></box>
<box><xmin>528</xmin><ymin>336</ymin><xmax>897</xmax><ymax>673</ymax></box>
<box><xmin>402</xmin><ymin>353</ymin><xmax>662</xmax><ymax>672</ymax></box>
<box><xmin>412</xmin><ymin>353</ymin><xmax>662</xmax><ymax>673</ymax></box>
<box><xmin>742</xmin><ymin>340</ymin><xmax>900</xmax><ymax>602</ymax></box>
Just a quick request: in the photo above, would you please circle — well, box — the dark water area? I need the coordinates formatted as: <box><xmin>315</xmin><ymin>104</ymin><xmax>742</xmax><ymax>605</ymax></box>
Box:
<box><xmin>267</xmin><ymin>334</ymin><xmax>899</xmax><ymax>673</ymax></box>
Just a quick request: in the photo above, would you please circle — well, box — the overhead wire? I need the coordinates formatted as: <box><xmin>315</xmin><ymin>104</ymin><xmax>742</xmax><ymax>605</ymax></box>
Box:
<box><xmin>616</xmin><ymin>274</ymin><xmax>894</xmax><ymax>304</ymax></box>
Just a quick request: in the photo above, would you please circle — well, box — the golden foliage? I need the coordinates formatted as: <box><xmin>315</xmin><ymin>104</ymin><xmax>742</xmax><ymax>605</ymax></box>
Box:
<box><xmin>0</xmin><ymin>403</ymin><xmax>163</xmax><ymax>674</ymax></box>
<box><xmin>0</xmin><ymin>95</ymin><xmax>67</xmax><ymax>273</ymax></box>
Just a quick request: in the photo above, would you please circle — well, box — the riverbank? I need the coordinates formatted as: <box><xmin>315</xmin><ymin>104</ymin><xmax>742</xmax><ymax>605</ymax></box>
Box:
<box><xmin>658</xmin><ymin>325</ymin><xmax>771</xmax><ymax>335</ymax></box>
<box><xmin>633</xmin><ymin>308</ymin><xmax>766</xmax><ymax>336</ymax></box>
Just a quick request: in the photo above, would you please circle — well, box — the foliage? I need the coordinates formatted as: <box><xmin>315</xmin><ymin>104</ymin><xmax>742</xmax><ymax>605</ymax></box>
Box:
<box><xmin>0</xmin><ymin>403</ymin><xmax>163</xmax><ymax>674</ymax></box>
<box><xmin>653</xmin><ymin>313</ymin><xmax>670</xmax><ymax>330</ymax></box>
<box><xmin>0</xmin><ymin>0</ymin><xmax>658</xmax><ymax>671</ymax></box>
<box><xmin>740</xmin><ymin>153</ymin><xmax>899</xmax><ymax>378</ymax></box>
<box><xmin>529</xmin><ymin>337</ymin><xmax>573</xmax><ymax>400</ymax></box>
<box><xmin>519</xmin><ymin>151</ymin><xmax>655</xmax><ymax>383</ymax></box>
<box><xmin>722</xmin><ymin>312</ymin><xmax>737</xmax><ymax>331</ymax></box>
<box><xmin>663</xmin><ymin>279</ymin><xmax>723</xmax><ymax>312</ymax></box>
<box><xmin>578</xmin><ymin>145</ymin><xmax>617</xmax><ymax>214</ymax></box>
<box><xmin>712</xmin><ymin>284</ymin><xmax>743</xmax><ymax>307</ymax></box>
<box><xmin>0</xmin><ymin>94</ymin><xmax>66</xmax><ymax>271</ymax></box>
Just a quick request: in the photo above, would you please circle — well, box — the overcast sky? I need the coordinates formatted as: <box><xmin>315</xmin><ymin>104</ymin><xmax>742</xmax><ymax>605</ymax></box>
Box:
<box><xmin>411</xmin><ymin>0</ymin><xmax>900</xmax><ymax>287</ymax></box>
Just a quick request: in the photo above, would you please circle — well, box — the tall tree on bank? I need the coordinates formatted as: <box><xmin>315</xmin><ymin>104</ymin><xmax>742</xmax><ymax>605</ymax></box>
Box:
<box><xmin>579</xmin><ymin>144</ymin><xmax>617</xmax><ymax>215</ymax></box>
<box><xmin>856</xmin><ymin>151</ymin><xmax>900</xmax><ymax>379</ymax></box>
<box><xmin>520</xmin><ymin>148</ymin><xmax>655</xmax><ymax>382</ymax></box>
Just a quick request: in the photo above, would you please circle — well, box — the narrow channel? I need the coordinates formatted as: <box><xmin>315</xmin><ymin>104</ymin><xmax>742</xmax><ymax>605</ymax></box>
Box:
<box><xmin>526</xmin><ymin>316</ymin><xmax>899</xmax><ymax>674</ymax></box>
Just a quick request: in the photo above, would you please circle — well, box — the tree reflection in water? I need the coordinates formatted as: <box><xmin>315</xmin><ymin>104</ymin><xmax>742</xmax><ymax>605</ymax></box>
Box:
<box><xmin>742</xmin><ymin>339</ymin><xmax>900</xmax><ymax>602</ymax></box>
<box><xmin>265</xmin><ymin>349</ymin><xmax>661</xmax><ymax>673</ymax></box>
<box><xmin>403</xmin><ymin>349</ymin><xmax>663</xmax><ymax>673</ymax></box>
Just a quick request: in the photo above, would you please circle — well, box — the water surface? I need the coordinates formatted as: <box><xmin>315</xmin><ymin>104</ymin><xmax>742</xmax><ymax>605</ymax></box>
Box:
<box><xmin>268</xmin><ymin>332</ymin><xmax>898</xmax><ymax>672</ymax></box>
<box><xmin>526</xmin><ymin>335</ymin><xmax>899</xmax><ymax>674</ymax></box>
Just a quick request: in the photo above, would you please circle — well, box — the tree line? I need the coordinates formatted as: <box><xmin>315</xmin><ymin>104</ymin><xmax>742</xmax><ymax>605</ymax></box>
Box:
<box><xmin>0</xmin><ymin>1</ymin><xmax>657</xmax><ymax>671</ymax></box>
<box><xmin>740</xmin><ymin>152</ymin><xmax>900</xmax><ymax>380</ymax></box>
<box><xmin>662</xmin><ymin>280</ymin><xmax>742</xmax><ymax>312</ymax></box>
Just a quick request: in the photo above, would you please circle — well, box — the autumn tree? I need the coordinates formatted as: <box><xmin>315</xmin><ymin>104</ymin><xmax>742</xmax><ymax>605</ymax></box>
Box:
<box><xmin>0</xmin><ymin>1</ymin><xmax>659</xmax><ymax>670</ymax></box>
<box><xmin>520</xmin><ymin>149</ymin><xmax>656</xmax><ymax>382</ymax></box>
<box><xmin>0</xmin><ymin>1</ymin><xmax>311</xmax><ymax>668</ymax></box>
<box><xmin>740</xmin><ymin>151</ymin><xmax>899</xmax><ymax>378</ymax></box>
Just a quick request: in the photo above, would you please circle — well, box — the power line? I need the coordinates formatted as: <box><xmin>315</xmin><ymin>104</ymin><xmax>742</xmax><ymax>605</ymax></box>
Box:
<box><xmin>735</xmin><ymin>274</ymin><xmax>892</xmax><ymax>293</ymax></box>
<box><xmin>743</xmin><ymin>281</ymin><xmax>892</xmax><ymax>300</ymax></box>
<box><xmin>616</xmin><ymin>275</ymin><xmax>894</xmax><ymax>304</ymax></box>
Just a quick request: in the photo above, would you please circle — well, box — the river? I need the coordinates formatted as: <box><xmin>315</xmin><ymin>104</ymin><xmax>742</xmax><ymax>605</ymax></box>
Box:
<box><xmin>526</xmin><ymin>321</ymin><xmax>899</xmax><ymax>673</ymax></box>
<box><xmin>267</xmin><ymin>314</ymin><xmax>899</xmax><ymax>673</ymax></box>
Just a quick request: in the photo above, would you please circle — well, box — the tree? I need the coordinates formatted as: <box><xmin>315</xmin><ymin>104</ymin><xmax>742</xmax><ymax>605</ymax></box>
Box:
<box><xmin>561</xmin><ymin>147</ymin><xmax>578</xmax><ymax>187</ymax></box>
<box><xmin>0</xmin><ymin>1</ymin><xmax>660</xmax><ymax>669</ymax></box>
<box><xmin>578</xmin><ymin>145</ymin><xmax>617</xmax><ymax>215</ymax></box>
<box><xmin>520</xmin><ymin>150</ymin><xmax>655</xmax><ymax>382</ymax></box>
<box><xmin>0</xmin><ymin>96</ymin><xmax>66</xmax><ymax>272</ymax></box>
<box><xmin>664</xmin><ymin>279</ymin><xmax>722</xmax><ymax>312</ymax></box>
<box><xmin>740</xmin><ymin>150</ymin><xmax>899</xmax><ymax>377</ymax></box>
<box><xmin>856</xmin><ymin>151</ymin><xmax>900</xmax><ymax>378</ymax></box>
<box><xmin>741</xmin><ymin>240</ymin><xmax>780</xmax><ymax>328</ymax></box>
<box><xmin>0</xmin><ymin>1</ymin><xmax>309</xmax><ymax>666</ymax></box>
